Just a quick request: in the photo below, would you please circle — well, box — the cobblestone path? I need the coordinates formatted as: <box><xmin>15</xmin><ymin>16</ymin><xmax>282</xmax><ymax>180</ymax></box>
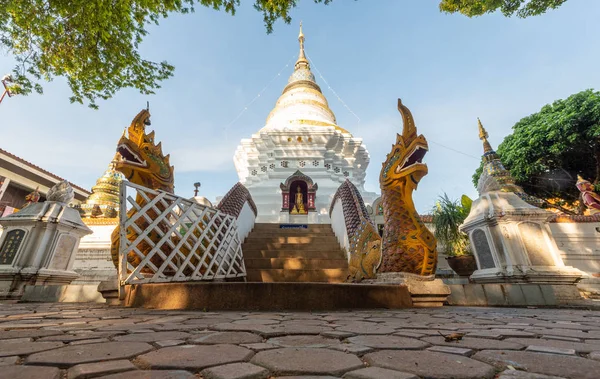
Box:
<box><xmin>1</xmin><ymin>303</ymin><xmax>600</xmax><ymax>378</ymax></box>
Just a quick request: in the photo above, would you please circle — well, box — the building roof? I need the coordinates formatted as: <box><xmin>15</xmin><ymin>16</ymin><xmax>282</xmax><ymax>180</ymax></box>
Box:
<box><xmin>0</xmin><ymin>147</ymin><xmax>90</xmax><ymax>197</ymax></box>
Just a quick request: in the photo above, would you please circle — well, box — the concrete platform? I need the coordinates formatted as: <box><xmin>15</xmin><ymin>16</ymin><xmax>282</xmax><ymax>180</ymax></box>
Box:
<box><xmin>447</xmin><ymin>283</ymin><xmax>587</xmax><ymax>307</ymax></box>
<box><xmin>122</xmin><ymin>282</ymin><xmax>413</xmax><ymax>310</ymax></box>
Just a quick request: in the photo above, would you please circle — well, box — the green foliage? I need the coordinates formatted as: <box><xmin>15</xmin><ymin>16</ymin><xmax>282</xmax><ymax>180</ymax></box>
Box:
<box><xmin>0</xmin><ymin>0</ymin><xmax>332</xmax><ymax>108</ymax></box>
<box><xmin>432</xmin><ymin>193</ymin><xmax>473</xmax><ymax>257</ymax></box>
<box><xmin>472</xmin><ymin>89</ymin><xmax>600</xmax><ymax>209</ymax></box>
<box><xmin>439</xmin><ymin>0</ymin><xmax>568</xmax><ymax>18</ymax></box>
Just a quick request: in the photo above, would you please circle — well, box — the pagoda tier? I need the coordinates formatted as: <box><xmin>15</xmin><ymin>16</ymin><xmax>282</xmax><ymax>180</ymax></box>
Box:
<box><xmin>234</xmin><ymin>24</ymin><xmax>377</xmax><ymax>223</ymax></box>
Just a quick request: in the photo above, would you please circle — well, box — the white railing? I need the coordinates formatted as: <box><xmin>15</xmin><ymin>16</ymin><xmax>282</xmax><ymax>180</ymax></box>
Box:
<box><xmin>118</xmin><ymin>182</ymin><xmax>246</xmax><ymax>288</ymax></box>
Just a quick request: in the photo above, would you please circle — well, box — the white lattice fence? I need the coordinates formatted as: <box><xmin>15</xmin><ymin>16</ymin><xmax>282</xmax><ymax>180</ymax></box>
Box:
<box><xmin>118</xmin><ymin>182</ymin><xmax>246</xmax><ymax>286</ymax></box>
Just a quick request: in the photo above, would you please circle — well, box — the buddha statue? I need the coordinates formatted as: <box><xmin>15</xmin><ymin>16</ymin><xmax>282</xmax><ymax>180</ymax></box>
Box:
<box><xmin>291</xmin><ymin>185</ymin><xmax>306</xmax><ymax>214</ymax></box>
<box><xmin>576</xmin><ymin>175</ymin><xmax>600</xmax><ymax>214</ymax></box>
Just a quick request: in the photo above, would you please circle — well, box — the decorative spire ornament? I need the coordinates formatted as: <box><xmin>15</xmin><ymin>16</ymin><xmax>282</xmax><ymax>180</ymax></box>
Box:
<box><xmin>295</xmin><ymin>21</ymin><xmax>309</xmax><ymax>70</ymax></box>
<box><xmin>478</xmin><ymin>118</ymin><xmax>494</xmax><ymax>154</ymax></box>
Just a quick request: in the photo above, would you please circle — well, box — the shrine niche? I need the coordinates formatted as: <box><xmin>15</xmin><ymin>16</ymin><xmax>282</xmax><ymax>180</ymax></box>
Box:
<box><xmin>280</xmin><ymin>170</ymin><xmax>317</xmax><ymax>214</ymax></box>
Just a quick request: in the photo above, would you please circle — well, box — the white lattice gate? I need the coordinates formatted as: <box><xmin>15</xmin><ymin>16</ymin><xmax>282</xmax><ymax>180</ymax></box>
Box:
<box><xmin>118</xmin><ymin>182</ymin><xmax>246</xmax><ymax>288</ymax></box>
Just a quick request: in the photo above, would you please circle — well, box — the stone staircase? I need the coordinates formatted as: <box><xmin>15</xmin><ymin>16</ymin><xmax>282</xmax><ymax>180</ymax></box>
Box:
<box><xmin>242</xmin><ymin>223</ymin><xmax>349</xmax><ymax>283</ymax></box>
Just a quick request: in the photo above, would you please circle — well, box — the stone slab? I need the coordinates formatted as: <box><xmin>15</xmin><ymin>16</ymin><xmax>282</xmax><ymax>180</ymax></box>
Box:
<box><xmin>496</xmin><ymin>370</ymin><xmax>567</xmax><ymax>379</ymax></box>
<box><xmin>343</xmin><ymin>367</ymin><xmax>418</xmax><ymax>379</ymax></box>
<box><xmin>505</xmin><ymin>285</ymin><xmax>527</xmax><ymax>306</ymax></box>
<box><xmin>67</xmin><ymin>359</ymin><xmax>136</xmax><ymax>379</ymax></box>
<box><xmin>136</xmin><ymin>344</ymin><xmax>253</xmax><ymax>370</ymax></box>
<box><xmin>26</xmin><ymin>342</ymin><xmax>153</xmax><ymax>367</ymax></box>
<box><xmin>113</xmin><ymin>331</ymin><xmax>190</xmax><ymax>342</ymax></box>
<box><xmin>240</xmin><ymin>343</ymin><xmax>279</xmax><ymax>351</ymax></box>
<box><xmin>346</xmin><ymin>335</ymin><xmax>429</xmax><ymax>350</ymax></box>
<box><xmin>328</xmin><ymin>343</ymin><xmax>374</xmax><ymax>355</ymax></box>
<box><xmin>191</xmin><ymin>331</ymin><xmax>263</xmax><ymax>344</ymax></box>
<box><xmin>21</xmin><ymin>284</ymin><xmax>105</xmax><ymax>303</ymax></box>
<box><xmin>155</xmin><ymin>339</ymin><xmax>185</xmax><ymax>347</ymax></box>
<box><xmin>505</xmin><ymin>338</ymin><xmax>600</xmax><ymax>353</ymax></box>
<box><xmin>0</xmin><ymin>356</ymin><xmax>18</xmax><ymax>366</ymax></box>
<box><xmin>422</xmin><ymin>336</ymin><xmax>524</xmax><ymax>350</ymax></box>
<box><xmin>446</xmin><ymin>285</ymin><xmax>468</xmax><ymax>305</ymax></box>
<box><xmin>525</xmin><ymin>345</ymin><xmax>576</xmax><ymax>356</ymax></box>
<box><xmin>363</xmin><ymin>350</ymin><xmax>495</xmax><ymax>379</ymax></box>
<box><xmin>0</xmin><ymin>341</ymin><xmax>65</xmax><ymax>357</ymax></box>
<box><xmin>0</xmin><ymin>365</ymin><xmax>61</xmax><ymax>379</ymax></box>
<box><xmin>251</xmin><ymin>347</ymin><xmax>363</xmax><ymax>376</ymax></box>
<box><xmin>96</xmin><ymin>371</ymin><xmax>196</xmax><ymax>379</ymax></box>
<box><xmin>427</xmin><ymin>345</ymin><xmax>473</xmax><ymax>356</ymax></box>
<box><xmin>201</xmin><ymin>362</ymin><xmax>269</xmax><ymax>379</ymax></box>
<box><xmin>473</xmin><ymin>350</ymin><xmax>600</xmax><ymax>379</ymax></box>
<box><xmin>0</xmin><ymin>330</ymin><xmax>63</xmax><ymax>339</ymax></box>
<box><xmin>269</xmin><ymin>335</ymin><xmax>339</xmax><ymax>348</ymax></box>
<box><xmin>482</xmin><ymin>284</ymin><xmax>506</xmax><ymax>306</ymax></box>
<box><xmin>463</xmin><ymin>284</ymin><xmax>488</xmax><ymax>306</ymax></box>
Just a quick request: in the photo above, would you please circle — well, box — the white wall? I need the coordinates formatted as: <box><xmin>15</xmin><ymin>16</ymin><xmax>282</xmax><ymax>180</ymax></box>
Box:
<box><xmin>550</xmin><ymin>222</ymin><xmax>600</xmax><ymax>277</ymax></box>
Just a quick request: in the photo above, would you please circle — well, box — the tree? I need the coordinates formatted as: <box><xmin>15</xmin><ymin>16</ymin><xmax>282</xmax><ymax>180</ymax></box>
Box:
<box><xmin>0</xmin><ymin>0</ymin><xmax>331</xmax><ymax>108</ymax></box>
<box><xmin>472</xmin><ymin>89</ymin><xmax>600</xmax><ymax>213</ymax></box>
<box><xmin>439</xmin><ymin>0</ymin><xmax>568</xmax><ymax>18</ymax></box>
<box><xmin>0</xmin><ymin>0</ymin><xmax>568</xmax><ymax>108</ymax></box>
<box><xmin>431</xmin><ymin>194</ymin><xmax>472</xmax><ymax>257</ymax></box>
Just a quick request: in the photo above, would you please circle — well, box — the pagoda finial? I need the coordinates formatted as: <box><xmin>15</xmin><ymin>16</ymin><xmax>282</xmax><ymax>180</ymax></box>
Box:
<box><xmin>478</xmin><ymin>118</ymin><xmax>494</xmax><ymax>154</ymax></box>
<box><xmin>295</xmin><ymin>21</ymin><xmax>309</xmax><ymax>69</ymax></box>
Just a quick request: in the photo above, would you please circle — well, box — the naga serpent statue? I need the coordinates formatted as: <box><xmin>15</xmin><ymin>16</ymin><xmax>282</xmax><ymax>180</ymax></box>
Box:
<box><xmin>378</xmin><ymin>99</ymin><xmax>437</xmax><ymax>276</ymax></box>
<box><xmin>345</xmin><ymin>99</ymin><xmax>436</xmax><ymax>280</ymax></box>
<box><xmin>110</xmin><ymin>108</ymin><xmax>175</xmax><ymax>269</ymax></box>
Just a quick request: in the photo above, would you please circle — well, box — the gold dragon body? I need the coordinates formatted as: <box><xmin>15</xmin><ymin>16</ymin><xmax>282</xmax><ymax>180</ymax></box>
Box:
<box><xmin>110</xmin><ymin>109</ymin><xmax>175</xmax><ymax>269</ymax></box>
<box><xmin>345</xmin><ymin>99</ymin><xmax>436</xmax><ymax>279</ymax></box>
<box><xmin>377</xmin><ymin>99</ymin><xmax>437</xmax><ymax>276</ymax></box>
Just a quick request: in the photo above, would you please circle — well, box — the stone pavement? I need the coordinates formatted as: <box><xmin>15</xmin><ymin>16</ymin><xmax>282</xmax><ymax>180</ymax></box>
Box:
<box><xmin>1</xmin><ymin>304</ymin><xmax>600</xmax><ymax>378</ymax></box>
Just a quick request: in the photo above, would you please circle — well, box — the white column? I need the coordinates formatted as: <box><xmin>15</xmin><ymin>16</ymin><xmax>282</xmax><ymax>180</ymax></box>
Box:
<box><xmin>0</xmin><ymin>178</ymin><xmax>10</xmax><ymax>202</ymax></box>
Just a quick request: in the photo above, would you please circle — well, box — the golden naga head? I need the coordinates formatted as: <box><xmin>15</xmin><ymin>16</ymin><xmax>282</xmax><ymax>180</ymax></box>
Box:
<box><xmin>380</xmin><ymin>99</ymin><xmax>429</xmax><ymax>190</ymax></box>
<box><xmin>115</xmin><ymin>108</ymin><xmax>174</xmax><ymax>191</ymax></box>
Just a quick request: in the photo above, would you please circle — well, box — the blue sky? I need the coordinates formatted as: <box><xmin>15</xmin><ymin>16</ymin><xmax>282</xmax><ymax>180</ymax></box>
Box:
<box><xmin>1</xmin><ymin>0</ymin><xmax>599</xmax><ymax>213</ymax></box>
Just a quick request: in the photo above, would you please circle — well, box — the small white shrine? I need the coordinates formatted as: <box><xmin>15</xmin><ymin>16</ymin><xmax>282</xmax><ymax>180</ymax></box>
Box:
<box><xmin>460</xmin><ymin>120</ymin><xmax>582</xmax><ymax>284</ymax></box>
<box><xmin>234</xmin><ymin>24</ymin><xmax>377</xmax><ymax>223</ymax></box>
<box><xmin>0</xmin><ymin>181</ymin><xmax>92</xmax><ymax>299</ymax></box>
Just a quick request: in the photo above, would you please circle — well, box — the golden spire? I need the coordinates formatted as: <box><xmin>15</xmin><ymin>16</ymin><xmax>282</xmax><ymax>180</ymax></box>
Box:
<box><xmin>478</xmin><ymin>118</ymin><xmax>494</xmax><ymax>154</ymax></box>
<box><xmin>295</xmin><ymin>21</ymin><xmax>309</xmax><ymax>70</ymax></box>
<box><xmin>77</xmin><ymin>151</ymin><xmax>124</xmax><ymax>219</ymax></box>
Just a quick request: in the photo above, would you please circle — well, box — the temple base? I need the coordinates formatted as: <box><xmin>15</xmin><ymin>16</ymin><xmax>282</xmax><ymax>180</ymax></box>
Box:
<box><xmin>364</xmin><ymin>272</ymin><xmax>451</xmax><ymax>307</ymax></box>
<box><xmin>117</xmin><ymin>282</ymin><xmax>413</xmax><ymax>310</ymax></box>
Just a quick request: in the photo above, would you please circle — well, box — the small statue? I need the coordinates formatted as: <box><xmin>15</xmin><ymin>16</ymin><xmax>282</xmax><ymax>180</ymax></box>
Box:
<box><xmin>47</xmin><ymin>180</ymin><xmax>75</xmax><ymax>205</ymax></box>
<box><xmin>576</xmin><ymin>175</ymin><xmax>600</xmax><ymax>214</ymax></box>
<box><xmin>291</xmin><ymin>186</ymin><xmax>306</xmax><ymax>214</ymax></box>
<box><xmin>22</xmin><ymin>186</ymin><xmax>41</xmax><ymax>208</ymax></box>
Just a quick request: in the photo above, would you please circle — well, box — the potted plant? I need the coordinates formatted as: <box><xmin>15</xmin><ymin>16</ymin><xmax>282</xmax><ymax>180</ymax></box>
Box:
<box><xmin>432</xmin><ymin>194</ymin><xmax>476</xmax><ymax>277</ymax></box>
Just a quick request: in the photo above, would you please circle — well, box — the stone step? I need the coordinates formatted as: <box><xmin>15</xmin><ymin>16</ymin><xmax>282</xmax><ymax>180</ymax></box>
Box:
<box><xmin>252</xmin><ymin>223</ymin><xmax>333</xmax><ymax>230</ymax></box>
<box><xmin>242</xmin><ymin>250</ymin><xmax>346</xmax><ymax>259</ymax></box>
<box><xmin>242</xmin><ymin>242</ymin><xmax>341</xmax><ymax>250</ymax></box>
<box><xmin>245</xmin><ymin>269</ymin><xmax>348</xmax><ymax>283</ymax></box>
<box><xmin>244</xmin><ymin>258</ymin><xmax>349</xmax><ymax>270</ymax></box>
<box><xmin>246</xmin><ymin>229</ymin><xmax>336</xmax><ymax>236</ymax></box>
<box><xmin>123</xmin><ymin>282</ymin><xmax>413</xmax><ymax>310</ymax></box>
<box><xmin>243</xmin><ymin>236</ymin><xmax>338</xmax><ymax>244</ymax></box>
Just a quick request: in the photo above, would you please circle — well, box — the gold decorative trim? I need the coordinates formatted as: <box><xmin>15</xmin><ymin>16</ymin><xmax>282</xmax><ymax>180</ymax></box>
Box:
<box><xmin>83</xmin><ymin>217</ymin><xmax>119</xmax><ymax>226</ymax></box>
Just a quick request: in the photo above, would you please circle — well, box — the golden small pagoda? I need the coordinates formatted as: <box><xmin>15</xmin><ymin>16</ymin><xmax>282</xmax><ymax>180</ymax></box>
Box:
<box><xmin>77</xmin><ymin>153</ymin><xmax>123</xmax><ymax>222</ymax></box>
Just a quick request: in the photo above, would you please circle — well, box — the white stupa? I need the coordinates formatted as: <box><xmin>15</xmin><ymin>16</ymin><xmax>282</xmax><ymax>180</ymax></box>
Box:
<box><xmin>234</xmin><ymin>24</ymin><xmax>377</xmax><ymax>223</ymax></box>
